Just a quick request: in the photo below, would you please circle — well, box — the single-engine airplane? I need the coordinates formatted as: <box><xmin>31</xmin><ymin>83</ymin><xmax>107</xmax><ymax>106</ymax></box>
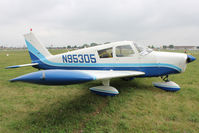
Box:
<box><xmin>7</xmin><ymin>31</ymin><xmax>196</xmax><ymax>96</ymax></box>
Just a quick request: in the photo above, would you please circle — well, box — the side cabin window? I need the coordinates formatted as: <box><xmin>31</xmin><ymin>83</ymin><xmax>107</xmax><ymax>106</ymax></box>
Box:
<box><xmin>98</xmin><ymin>47</ymin><xmax>113</xmax><ymax>58</ymax></box>
<box><xmin>116</xmin><ymin>45</ymin><xmax>134</xmax><ymax>57</ymax></box>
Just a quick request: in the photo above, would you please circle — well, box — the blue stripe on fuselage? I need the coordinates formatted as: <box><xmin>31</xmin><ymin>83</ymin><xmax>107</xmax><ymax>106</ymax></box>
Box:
<box><xmin>26</xmin><ymin>40</ymin><xmax>181</xmax><ymax>77</ymax></box>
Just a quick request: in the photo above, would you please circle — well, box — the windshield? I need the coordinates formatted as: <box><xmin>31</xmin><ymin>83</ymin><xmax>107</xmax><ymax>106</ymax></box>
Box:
<box><xmin>134</xmin><ymin>43</ymin><xmax>153</xmax><ymax>55</ymax></box>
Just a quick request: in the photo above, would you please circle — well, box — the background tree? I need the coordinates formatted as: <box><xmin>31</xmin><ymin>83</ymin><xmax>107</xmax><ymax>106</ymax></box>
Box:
<box><xmin>67</xmin><ymin>45</ymin><xmax>71</xmax><ymax>49</ymax></box>
<box><xmin>83</xmin><ymin>44</ymin><xmax>89</xmax><ymax>48</ymax></box>
<box><xmin>90</xmin><ymin>43</ymin><xmax>98</xmax><ymax>47</ymax></box>
<box><xmin>163</xmin><ymin>45</ymin><xmax>167</xmax><ymax>49</ymax></box>
<box><xmin>104</xmin><ymin>42</ymin><xmax>111</xmax><ymax>44</ymax></box>
<box><xmin>169</xmin><ymin>45</ymin><xmax>174</xmax><ymax>49</ymax></box>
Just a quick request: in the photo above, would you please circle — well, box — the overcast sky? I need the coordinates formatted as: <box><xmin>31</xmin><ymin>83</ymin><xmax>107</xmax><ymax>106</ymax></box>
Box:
<box><xmin>0</xmin><ymin>0</ymin><xmax>199</xmax><ymax>47</ymax></box>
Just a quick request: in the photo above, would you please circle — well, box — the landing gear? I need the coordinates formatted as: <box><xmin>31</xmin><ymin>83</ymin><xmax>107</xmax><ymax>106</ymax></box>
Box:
<box><xmin>161</xmin><ymin>75</ymin><xmax>169</xmax><ymax>82</ymax></box>
<box><xmin>153</xmin><ymin>75</ymin><xmax>180</xmax><ymax>91</ymax></box>
<box><xmin>89</xmin><ymin>79</ymin><xmax>119</xmax><ymax>96</ymax></box>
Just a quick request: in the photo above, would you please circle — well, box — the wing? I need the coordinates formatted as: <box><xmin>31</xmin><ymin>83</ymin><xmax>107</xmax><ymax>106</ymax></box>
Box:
<box><xmin>6</xmin><ymin>63</ymin><xmax>38</xmax><ymax>69</ymax></box>
<box><xmin>10</xmin><ymin>70</ymin><xmax>145</xmax><ymax>85</ymax></box>
<box><xmin>80</xmin><ymin>70</ymin><xmax>145</xmax><ymax>80</ymax></box>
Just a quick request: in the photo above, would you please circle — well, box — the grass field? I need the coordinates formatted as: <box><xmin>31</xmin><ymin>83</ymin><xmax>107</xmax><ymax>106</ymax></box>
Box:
<box><xmin>0</xmin><ymin>49</ymin><xmax>199</xmax><ymax>133</ymax></box>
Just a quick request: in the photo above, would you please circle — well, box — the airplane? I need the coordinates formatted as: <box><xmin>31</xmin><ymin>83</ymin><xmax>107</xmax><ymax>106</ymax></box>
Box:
<box><xmin>6</xmin><ymin>30</ymin><xmax>196</xmax><ymax>96</ymax></box>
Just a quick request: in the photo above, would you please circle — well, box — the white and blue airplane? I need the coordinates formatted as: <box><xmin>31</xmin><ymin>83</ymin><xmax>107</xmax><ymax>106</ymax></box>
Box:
<box><xmin>7</xmin><ymin>31</ymin><xmax>196</xmax><ymax>96</ymax></box>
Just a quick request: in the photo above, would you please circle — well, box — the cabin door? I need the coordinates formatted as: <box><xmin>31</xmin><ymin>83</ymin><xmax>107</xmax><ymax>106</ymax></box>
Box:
<box><xmin>113</xmin><ymin>44</ymin><xmax>140</xmax><ymax>71</ymax></box>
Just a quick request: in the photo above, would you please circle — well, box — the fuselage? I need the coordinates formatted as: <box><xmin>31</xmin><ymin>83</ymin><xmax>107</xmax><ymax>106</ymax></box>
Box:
<box><xmin>31</xmin><ymin>41</ymin><xmax>189</xmax><ymax>77</ymax></box>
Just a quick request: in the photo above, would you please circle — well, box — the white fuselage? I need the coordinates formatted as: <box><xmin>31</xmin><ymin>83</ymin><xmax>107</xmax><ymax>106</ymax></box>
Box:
<box><xmin>34</xmin><ymin>41</ymin><xmax>187</xmax><ymax>77</ymax></box>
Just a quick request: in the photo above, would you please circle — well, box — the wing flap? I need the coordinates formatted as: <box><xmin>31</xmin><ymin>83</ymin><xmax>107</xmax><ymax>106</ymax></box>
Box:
<box><xmin>80</xmin><ymin>70</ymin><xmax>145</xmax><ymax>80</ymax></box>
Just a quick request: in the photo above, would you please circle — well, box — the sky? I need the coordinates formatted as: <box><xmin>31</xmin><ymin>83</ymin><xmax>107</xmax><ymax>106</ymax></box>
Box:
<box><xmin>0</xmin><ymin>0</ymin><xmax>199</xmax><ymax>47</ymax></box>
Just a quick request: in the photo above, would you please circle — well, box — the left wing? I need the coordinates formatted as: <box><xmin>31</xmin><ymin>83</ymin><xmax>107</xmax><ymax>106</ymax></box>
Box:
<box><xmin>10</xmin><ymin>70</ymin><xmax>145</xmax><ymax>85</ymax></box>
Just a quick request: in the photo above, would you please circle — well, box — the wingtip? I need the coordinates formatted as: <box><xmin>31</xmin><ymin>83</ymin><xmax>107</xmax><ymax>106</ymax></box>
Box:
<box><xmin>5</xmin><ymin>66</ymin><xmax>20</xmax><ymax>69</ymax></box>
<box><xmin>10</xmin><ymin>77</ymin><xmax>20</xmax><ymax>82</ymax></box>
<box><xmin>10</xmin><ymin>78</ymin><xmax>16</xmax><ymax>82</ymax></box>
<box><xmin>9</xmin><ymin>76</ymin><xmax>25</xmax><ymax>82</ymax></box>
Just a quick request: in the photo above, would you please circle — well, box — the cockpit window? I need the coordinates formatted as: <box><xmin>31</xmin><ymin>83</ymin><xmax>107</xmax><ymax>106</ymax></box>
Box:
<box><xmin>116</xmin><ymin>45</ymin><xmax>134</xmax><ymax>57</ymax></box>
<box><xmin>134</xmin><ymin>43</ymin><xmax>153</xmax><ymax>55</ymax></box>
<box><xmin>98</xmin><ymin>48</ymin><xmax>113</xmax><ymax>58</ymax></box>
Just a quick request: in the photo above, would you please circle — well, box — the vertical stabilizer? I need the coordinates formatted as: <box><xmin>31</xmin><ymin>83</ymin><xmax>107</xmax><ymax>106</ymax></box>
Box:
<box><xmin>24</xmin><ymin>32</ymin><xmax>52</xmax><ymax>62</ymax></box>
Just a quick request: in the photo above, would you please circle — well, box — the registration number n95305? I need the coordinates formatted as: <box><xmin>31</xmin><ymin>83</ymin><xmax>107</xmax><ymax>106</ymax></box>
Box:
<box><xmin>62</xmin><ymin>54</ymin><xmax>96</xmax><ymax>63</ymax></box>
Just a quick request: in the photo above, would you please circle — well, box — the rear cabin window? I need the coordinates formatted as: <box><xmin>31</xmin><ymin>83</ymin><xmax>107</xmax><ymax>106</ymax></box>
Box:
<box><xmin>116</xmin><ymin>45</ymin><xmax>134</xmax><ymax>57</ymax></box>
<box><xmin>98</xmin><ymin>48</ymin><xmax>113</xmax><ymax>58</ymax></box>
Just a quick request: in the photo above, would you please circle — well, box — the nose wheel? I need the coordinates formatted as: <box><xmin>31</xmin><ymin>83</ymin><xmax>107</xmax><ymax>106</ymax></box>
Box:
<box><xmin>153</xmin><ymin>75</ymin><xmax>180</xmax><ymax>91</ymax></box>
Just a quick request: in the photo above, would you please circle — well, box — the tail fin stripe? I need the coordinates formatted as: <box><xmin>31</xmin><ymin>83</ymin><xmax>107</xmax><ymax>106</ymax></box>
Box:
<box><xmin>25</xmin><ymin>40</ymin><xmax>45</xmax><ymax>60</ymax></box>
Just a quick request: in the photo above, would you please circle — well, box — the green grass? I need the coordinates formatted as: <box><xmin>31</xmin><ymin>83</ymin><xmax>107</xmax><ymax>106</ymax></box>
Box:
<box><xmin>0</xmin><ymin>49</ymin><xmax>199</xmax><ymax>133</ymax></box>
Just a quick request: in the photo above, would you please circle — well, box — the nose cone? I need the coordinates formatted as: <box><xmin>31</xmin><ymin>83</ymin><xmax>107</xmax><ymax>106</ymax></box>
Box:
<box><xmin>187</xmin><ymin>55</ymin><xmax>196</xmax><ymax>63</ymax></box>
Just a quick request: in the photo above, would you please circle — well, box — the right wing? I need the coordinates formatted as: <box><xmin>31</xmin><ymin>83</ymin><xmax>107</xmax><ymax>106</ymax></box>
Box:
<box><xmin>6</xmin><ymin>63</ymin><xmax>38</xmax><ymax>69</ymax></box>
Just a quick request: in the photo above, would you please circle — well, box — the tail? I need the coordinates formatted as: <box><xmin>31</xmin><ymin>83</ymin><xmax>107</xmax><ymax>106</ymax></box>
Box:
<box><xmin>24</xmin><ymin>32</ymin><xmax>52</xmax><ymax>63</ymax></box>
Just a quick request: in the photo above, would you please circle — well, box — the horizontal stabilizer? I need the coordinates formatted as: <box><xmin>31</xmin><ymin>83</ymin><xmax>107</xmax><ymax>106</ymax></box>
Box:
<box><xmin>6</xmin><ymin>63</ymin><xmax>38</xmax><ymax>69</ymax></box>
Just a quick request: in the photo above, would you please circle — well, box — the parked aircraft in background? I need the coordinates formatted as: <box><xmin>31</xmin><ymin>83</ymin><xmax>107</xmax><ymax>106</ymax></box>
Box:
<box><xmin>6</xmin><ymin>30</ymin><xmax>196</xmax><ymax>96</ymax></box>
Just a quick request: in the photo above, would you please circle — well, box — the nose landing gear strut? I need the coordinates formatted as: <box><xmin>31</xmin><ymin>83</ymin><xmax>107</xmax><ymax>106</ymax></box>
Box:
<box><xmin>161</xmin><ymin>75</ymin><xmax>169</xmax><ymax>82</ymax></box>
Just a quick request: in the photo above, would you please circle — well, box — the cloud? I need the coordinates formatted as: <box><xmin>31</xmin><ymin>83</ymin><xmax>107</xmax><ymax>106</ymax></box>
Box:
<box><xmin>0</xmin><ymin>0</ymin><xmax>199</xmax><ymax>47</ymax></box>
